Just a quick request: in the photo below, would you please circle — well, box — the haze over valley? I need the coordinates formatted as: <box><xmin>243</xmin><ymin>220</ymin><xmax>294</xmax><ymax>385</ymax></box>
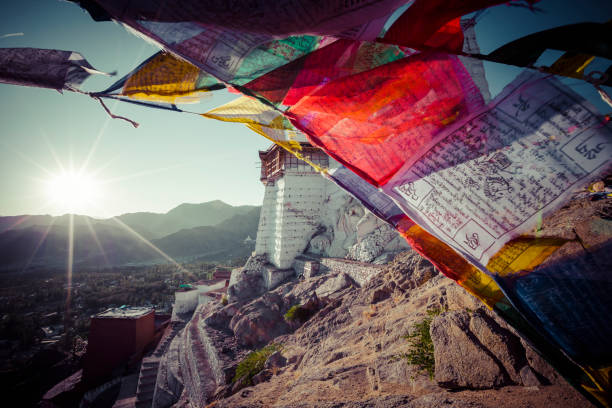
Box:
<box><xmin>0</xmin><ymin>200</ymin><xmax>260</xmax><ymax>271</ymax></box>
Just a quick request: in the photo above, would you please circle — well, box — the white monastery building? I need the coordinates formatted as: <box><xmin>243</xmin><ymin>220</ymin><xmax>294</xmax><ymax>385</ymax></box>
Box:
<box><xmin>254</xmin><ymin>143</ymin><xmax>408</xmax><ymax>271</ymax></box>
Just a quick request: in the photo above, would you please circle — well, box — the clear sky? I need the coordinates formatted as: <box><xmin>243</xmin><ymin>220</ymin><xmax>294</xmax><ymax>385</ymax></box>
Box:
<box><xmin>0</xmin><ymin>0</ymin><xmax>610</xmax><ymax>218</ymax></box>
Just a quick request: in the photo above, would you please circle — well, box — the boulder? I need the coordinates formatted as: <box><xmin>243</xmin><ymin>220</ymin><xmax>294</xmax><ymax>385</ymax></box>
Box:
<box><xmin>468</xmin><ymin>309</ymin><xmax>526</xmax><ymax>384</ymax></box>
<box><xmin>431</xmin><ymin>310</ymin><xmax>509</xmax><ymax>389</ymax></box>
<box><xmin>230</xmin><ymin>293</ymin><xmax>290</xmax><ymax>347</ymax></box>
<box><xmin>226</xmin><ymin>255</ymin><xmax>268</xmax><ymax>303</ymax></box>
<box><xmin>264</xmin><ymin>351</ymin><xmax>287</xmax><ymax>370</ymax></box>
<box><xmin>519</xmin><ymin>365</ymin><xmax>542</xmax><ymax>387</ymax></box>
<box><xmin>347</xmin><ymin>224</ymin><xmax>401</xmax><ymax>263</ymax></box>
<box><xmin>315</xmin><ymin>272</ymin><xmax>354</xmax><ymax>298</ymax></box>
<box><xmin>429</xmin><ymin>307</ymin><xmax>565</xmax><ymax>389</ymax></box>
<box><xmin>251</xmin><ymin>369</ymin><xmax>272</xmax><ymax>385</ymax></box>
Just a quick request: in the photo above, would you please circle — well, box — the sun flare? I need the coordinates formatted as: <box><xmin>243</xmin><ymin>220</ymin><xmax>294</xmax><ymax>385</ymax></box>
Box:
<box><xmin>45</xmin><ymin>171</ymin><xmax>101</xmax><ymax>213</ymax></box>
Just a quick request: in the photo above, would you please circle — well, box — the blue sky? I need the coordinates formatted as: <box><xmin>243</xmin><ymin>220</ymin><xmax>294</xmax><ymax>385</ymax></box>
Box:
<box><xmin>0</xmin><ymin>0</ymin><xmax>610</xmax><ymax>217</ymax></box>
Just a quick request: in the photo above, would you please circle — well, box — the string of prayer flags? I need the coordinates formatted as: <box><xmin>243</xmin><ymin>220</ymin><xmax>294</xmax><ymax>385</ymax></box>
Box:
<box><xmin>0</xmin><ymin>47</ymin><xmax>111</xmax><ymax>91</ymax></box>
<box><xmin>482</xmin><ymin>21</ymin><xmax>612</xmax><ymax>85</ymax></box>
<box><xmin>284</xmin><ymin>51</ymin><xmax>485</xmax><ymax>186</ymax></box>
<box><xmin>42</xmin><ymin>2</ymin><xmax>612</xmax><ymax>404</ymax></box>
<box><xmin>95</xmin><ymin>51</ymin><xmax>224</xmax><ymax>105</ymax></box>
<box><xmin>243</xmin><ymin>39</ymin><xmax>411</xmax><ymax>107</ymax></box>
<box><xmin>82</xmin><ymin>0</ymin><xmax>407</xmax><ymax>38</ymax></box>
<box><xmin>98</xmin><ymin>51</ymin><xmax>223</xmax><ymax>104</ymax></box>
<box><xmin>76</xmin><ymin>1</ymin><xmax>610</xmax><ymax>90</ymax></box>
<box><xmin>81</xmin><ymin>0</ymin><xmax>541</xmax><ymax>51</ymax></box>
<box><xmin>76</xmin><ymin>0</ymin><xmax>329</xmax><ymax>84</ymax></box>
<box><xmin>201</xmin><ymin>96</ymin><xmax>307</xmax><ymax>155</ymax></box>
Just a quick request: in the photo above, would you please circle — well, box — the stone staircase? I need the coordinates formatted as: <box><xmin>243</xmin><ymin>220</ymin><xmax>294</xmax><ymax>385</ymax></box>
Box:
<box><xmin>134</xmin><ymin>357</ymin><xmax>159</xmax><ymax>408</ymax></box>
<box><xmin>134</xmin><ymin>324</ymin><xmax>181</xmax><ymax>408</ymax></box>
<box><xmin>111</xmin><ymin>373</ymin><xmax>139</xmax><ymax>408</ymax></box>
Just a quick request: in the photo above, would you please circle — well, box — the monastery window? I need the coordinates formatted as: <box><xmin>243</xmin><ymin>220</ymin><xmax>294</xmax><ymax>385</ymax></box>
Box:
<box><xmin>286</xmin><ymin>154</ymin><xmax>299</xmax><ymax>169</ymax></box>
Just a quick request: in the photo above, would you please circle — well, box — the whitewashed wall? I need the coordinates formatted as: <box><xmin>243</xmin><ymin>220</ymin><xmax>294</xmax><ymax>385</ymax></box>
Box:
<box><xmin>174</xmin><ymin>290</ymin><xmax>198</xmax><ymax>314</ymax></box>
<box><xmin>254</xmin><ymin>152</ymin><xmax>408</xmax><ymax>270</ymax></box>
<box><xmin>258</xmin><ymin>172</ymin><xmax>326</xmax><ymax>269</ymax></box>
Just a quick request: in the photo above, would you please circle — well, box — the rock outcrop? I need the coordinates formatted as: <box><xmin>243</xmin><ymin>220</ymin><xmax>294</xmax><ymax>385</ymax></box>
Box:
<box><xmin>226</xmin><ymin>255</ymin><xmax>268</xmax><ymax>303</ymax></box>
<box><xmin>151</xmin><ymin>246</ymin><xmax>590</xmax><ymax>408</ymax></box>
<box><xmin>346</xmin><ymin>223</ymin><xmax>407</xmax><ymax>263</ymax></box>
<box><xmin>433</xmin><ymin>311</ymin><xmax>501</xmax><ymax>389</ymax></box>
<box><xmin>208</xmin><ymin>247</ymin><xmax>589</xmax><ymax>408</ymax></box>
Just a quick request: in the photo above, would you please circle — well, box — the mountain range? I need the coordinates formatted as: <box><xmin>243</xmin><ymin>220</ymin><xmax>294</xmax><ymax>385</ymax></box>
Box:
<box><xmin>0</xmin><ymin>201</ymin><xmax>260</xmax><ymax>271</ymax></box>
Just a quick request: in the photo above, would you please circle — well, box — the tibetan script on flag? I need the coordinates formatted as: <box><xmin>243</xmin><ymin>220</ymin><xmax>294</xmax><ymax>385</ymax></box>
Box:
<box><xmin>385</xmin><ymin>71</ymin><xmax>611</xmax><ymax>269</ymax></box>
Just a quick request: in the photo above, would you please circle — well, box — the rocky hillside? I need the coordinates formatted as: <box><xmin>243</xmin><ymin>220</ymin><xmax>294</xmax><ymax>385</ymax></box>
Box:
<box><xmin>152</xmin><ymin>249</ymin><xmax>589</xmax><ymax>408</ymax></box>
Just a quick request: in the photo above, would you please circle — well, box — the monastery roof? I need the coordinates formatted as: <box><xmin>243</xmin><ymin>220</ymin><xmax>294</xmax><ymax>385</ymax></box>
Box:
<box><xmin>95</xmin><ymin>306</ymin><xmax>153</xmax><ymax>319</ymax></box>
<box><xmin>258</xmin><ymin>141</ymin><xmax>311</xmax><ymax>156</ymax></box>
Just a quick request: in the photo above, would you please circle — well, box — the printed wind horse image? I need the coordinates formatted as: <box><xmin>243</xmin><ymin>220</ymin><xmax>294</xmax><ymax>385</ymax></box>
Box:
<box><xmin>0</xmin><ymin>0</ymin><xmax>611</xmax><ymax>407</ymax></box>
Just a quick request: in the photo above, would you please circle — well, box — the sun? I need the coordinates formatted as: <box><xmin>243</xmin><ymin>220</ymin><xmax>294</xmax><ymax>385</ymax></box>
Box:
<box><xmin>45</xmin><ymin>170</ymin><xmax>102</xmax><ymax>213</ymax></box>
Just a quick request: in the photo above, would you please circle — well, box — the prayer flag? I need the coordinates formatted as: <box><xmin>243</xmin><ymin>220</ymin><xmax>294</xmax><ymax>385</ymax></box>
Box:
<box><xmin>0</xmin><ymin>47</ymin><xmax>109</xmax><ymax>91</ymax></box>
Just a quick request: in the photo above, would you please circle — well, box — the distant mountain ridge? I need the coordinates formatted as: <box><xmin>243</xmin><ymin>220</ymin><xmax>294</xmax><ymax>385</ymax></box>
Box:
<box><xmin>0</xmin><ymin>201</ymin><xmax>260</xmax><ymax>271</ymax></box>
<box><xmin>112</xmin><ymin>201</ymin><xmax>259</xmax><ymax>239</ymax></box>
<box><xmin>0</xmin><ymin>200</ymin><xmax>259</xmax><ymax>239</ymax></box>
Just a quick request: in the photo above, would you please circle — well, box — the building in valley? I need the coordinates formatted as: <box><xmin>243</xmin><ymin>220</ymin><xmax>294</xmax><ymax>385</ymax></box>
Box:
<box><xmin>82</xmin><ymin>307</ymin><xmax>155</xmax><ymax>386</ymax></box>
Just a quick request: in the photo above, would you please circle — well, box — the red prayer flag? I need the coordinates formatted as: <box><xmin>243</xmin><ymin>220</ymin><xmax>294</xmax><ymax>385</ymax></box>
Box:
<box><xmin>285</xmin><ymin>51</ymin><xmax>484</xmax><ymax>186</ymax></box>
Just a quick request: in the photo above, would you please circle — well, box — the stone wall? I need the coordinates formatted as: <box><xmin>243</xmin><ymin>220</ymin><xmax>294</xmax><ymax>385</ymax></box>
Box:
<box><xmin>320</xmin><ymin>258</ymin><xmax>383</xmax><ymax>287</ymax></box>
<box><xmin>262</xmin><ymin>265</ymin><xmax>296</xmax><ymax>291</ymax></box>
<box><xmin>292</xmin><ymin>256</ymin><xmax>320</xmax><ymax>279</ymax></box>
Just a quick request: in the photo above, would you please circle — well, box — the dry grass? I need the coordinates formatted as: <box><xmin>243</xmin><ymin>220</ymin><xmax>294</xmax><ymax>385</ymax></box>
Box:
<box><xmin>362</xmin><ymin>304</ymin><xmax>378</xmax><ymax>321</ymax></box>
